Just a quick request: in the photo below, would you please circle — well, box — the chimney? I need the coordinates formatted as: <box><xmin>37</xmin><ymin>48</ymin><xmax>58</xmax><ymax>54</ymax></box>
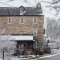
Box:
<box><xmin>36</xmin><ymin>3</ymin><xmax>41</xmax><ymax>9</ymax></box>
<box><xmin>36</xmin><ymin>3</ymin><xmax>42</xmax><ymax>14</ymax></box>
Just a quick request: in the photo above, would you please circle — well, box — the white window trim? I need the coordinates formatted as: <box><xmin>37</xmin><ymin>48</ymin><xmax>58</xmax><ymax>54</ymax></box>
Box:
<box><xmin>33</xmin><ymin>17</ymin><xmax>38</xmax><ymax>24</ymax></box>
<box><xmin>33</xmin><ymin>29</ymin><xmax>38</xmax><ymax>36</ymax></box>
<box><xmin>7</xmin><ymin>17</ymin><xmax>12</xmax><ymax>24</ymax></box>
<box><xmin>20</xmin><ymin>17</ymin><xmax>25</xmax><ymax>24</ymax></box>
<box><xmin>20</xmin><ymin>7</ymin><xmax>24</xmax><ymax>15</ymax></box>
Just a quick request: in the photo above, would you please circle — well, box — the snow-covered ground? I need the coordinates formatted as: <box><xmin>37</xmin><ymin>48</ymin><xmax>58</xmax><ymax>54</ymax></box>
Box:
<box><xmin>0</xmin><ymin>59</ymin><xmax>2</xmax><ymax>60</ymax></box>
<box><xmin>0</xmin><ymin>49</ymin><xmax>60</xmax><ymax>60</ymax></box>
<box><xmin>51</xmin><ymin>48</ymin><xmax>60</xmax><ymax>54</ymax></box>
<box><xmin>0</xmin><ymin>39</ymin><xmax>17</xmax><ymax>60</ymax></box>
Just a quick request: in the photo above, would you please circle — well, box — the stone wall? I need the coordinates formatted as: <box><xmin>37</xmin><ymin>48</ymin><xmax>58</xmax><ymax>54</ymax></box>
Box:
<box><xmin>0</xmin><ymin>15</ymin><xmax>44</xmax><ymax>40</ymax></box>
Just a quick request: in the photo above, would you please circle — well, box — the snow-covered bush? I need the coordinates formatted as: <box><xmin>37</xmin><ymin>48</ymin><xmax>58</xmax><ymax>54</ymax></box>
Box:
<box><xmin>0</xmin><ymin>35</ymin><xmax>17</xmax><ymax>53</ymax></box>
<box><xmin>0</xmin><ymin>40</ymin><xmax>16</xmax><ymax>50</ymax></box>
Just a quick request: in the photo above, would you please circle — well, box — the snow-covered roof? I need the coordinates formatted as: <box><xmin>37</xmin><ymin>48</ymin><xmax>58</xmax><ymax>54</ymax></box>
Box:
<box><xmin>0</xmin><ymin>6</ymin><xmax>42</xmax><ymax>16</ymax></box>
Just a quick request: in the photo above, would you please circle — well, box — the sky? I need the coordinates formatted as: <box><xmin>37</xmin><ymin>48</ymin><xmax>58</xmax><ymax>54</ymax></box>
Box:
<box><xmin>0</xmin><ymin>0</ymin><xmax>55</xmax><ymax>29</ymax></box>
<box><xmin>0</xmin><ymin>0</ymin><xmax>52</xmax><ymax>7</ymax></box>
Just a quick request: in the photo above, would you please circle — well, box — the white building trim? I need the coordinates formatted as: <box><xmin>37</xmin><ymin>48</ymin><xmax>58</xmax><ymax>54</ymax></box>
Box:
<box><xmin>11</xmin><ymin>35</ymin><xmax>34</xmax><ymax>41</ymax></box>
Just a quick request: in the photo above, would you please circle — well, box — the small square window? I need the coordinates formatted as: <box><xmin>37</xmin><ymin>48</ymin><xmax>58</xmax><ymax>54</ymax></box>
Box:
<box><xmin>8</xmin><ymin>17</ymin><xmax>12</xmax><ymax>24</ymax></box>
<box><xmin>20</xmin><ymin>17</ymin><xmax>24</xmax><ymax>24</ymax></box>
<box><xmin>33</xmin><ymin>17</ymin><xmax>37</xmax><ymax>24</ymax></box>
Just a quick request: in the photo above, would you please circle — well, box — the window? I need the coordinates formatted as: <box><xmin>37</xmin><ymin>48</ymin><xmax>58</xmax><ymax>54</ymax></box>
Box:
<box><xmin>43</xmin><ymin>29</ymin><xmax>45</xmax><ymax>34</ymax></box>
<box><xmin>33</xmin><ymin>29</ymin><xmax>38</xmax><ymax>36</ymax></box>
<box><xmin>33</xmin><ymin>17</ymin><xmax>37</xmax><ymax>24</ymax></box>
<box><xmin>8</xmin><ymin>17</ymin><xmax>12</xmax><ymax>24</ymax></box>
<box><xmin>20</xmin><ymin>17</ymin><xmax>24</xmax><ymax>24</ymax></box>
<box><xmin>37</xmin><ymin>41</ymin><xmax>43</xmax><ymax>46</ymax></box>
<box><xmin>20</xmin><ymin>6</ymin><xmax>25</xmax><ymax>15</ymax></box>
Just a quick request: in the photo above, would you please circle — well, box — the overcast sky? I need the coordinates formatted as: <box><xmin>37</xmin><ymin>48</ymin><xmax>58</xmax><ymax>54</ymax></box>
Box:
<box><xmin>0</xmin><ymin>0</ymin><xmax>52</xmax><ymax>7</ymax></box>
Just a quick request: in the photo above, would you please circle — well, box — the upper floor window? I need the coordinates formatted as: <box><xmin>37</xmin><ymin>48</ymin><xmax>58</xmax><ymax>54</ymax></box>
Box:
<box><xmin>33</xmin><ymin>17</ymin><xmax>37</xmax><ymax>24</ymax></box>
<box><xmin>20</xmin><ymin>17</ymin><xmax>24</xmax><ymax>24</ymax></box>
<box><xmin>8</xmin><ymin>17</ymin><xmax>12</xmax><ymax>24</ymax></box>
<box><xmin>20</xmin><ymin>6</ymin><xmax>25</xmax><ymax>15</ymax></box>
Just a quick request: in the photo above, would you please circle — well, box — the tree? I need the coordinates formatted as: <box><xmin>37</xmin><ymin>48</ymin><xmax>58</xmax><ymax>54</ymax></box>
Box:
<box><xmin>49</xmin><ymin>0</ymin><xmax>60</xmax><ymax>15</ymax></box>
<box><xmin>0</xmin><ymin>28</ymin><xmax>16</xmax><ymax>53</ymax></box>
<box><xmin>46</xmin><ymin>18</ymin><xmax>58</xmax><ymax>41</ymax></box>
<box><xmin>43</xmin><ymin>0</ymin><xmax>60</xmax><ymax>17</ymax></box>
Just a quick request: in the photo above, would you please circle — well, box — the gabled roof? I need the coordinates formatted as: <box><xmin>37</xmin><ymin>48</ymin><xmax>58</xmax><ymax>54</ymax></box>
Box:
<box><xmin>0</xmin><ymin>7</ymin><xmax>42</xmax><ymax>16</ymax></box>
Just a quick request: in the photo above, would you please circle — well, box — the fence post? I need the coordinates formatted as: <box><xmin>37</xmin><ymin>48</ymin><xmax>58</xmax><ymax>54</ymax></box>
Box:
<box><xmin>3</xmin><ymin>50</ymin><xmax>4</xmax><ymax>60</ymax></box>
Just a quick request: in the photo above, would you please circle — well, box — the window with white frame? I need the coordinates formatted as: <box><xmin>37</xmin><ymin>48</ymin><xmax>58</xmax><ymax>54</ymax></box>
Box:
<box><xmin>8</xmin><ymin>17</ymin><xmax>12</xmax><ymax>24</ymax></box>
<box><xmin>33</xmin><ymin>29</ymin><xmax>38</xmax><ymax>36</ymax></box>
<box><xmin>20</xmin><ymin>6</ymin><xmax>25</xmax><ymax>15</ymax></box>
<box><xmin>20</xmin><ymin>17</ymin><xmax>24</xmax><ymax>24</ymax></box>
<box><xmin>33</xmin><ymin>17</ymin><xmax>37</xmax><ymax>24</ymax></box>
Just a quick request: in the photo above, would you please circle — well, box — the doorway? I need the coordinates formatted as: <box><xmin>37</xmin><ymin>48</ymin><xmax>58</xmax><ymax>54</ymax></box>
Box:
<box><xmin>16</xmin><ymin>41</ymin><xmax>34</xmax><ymax>55</ymax></box>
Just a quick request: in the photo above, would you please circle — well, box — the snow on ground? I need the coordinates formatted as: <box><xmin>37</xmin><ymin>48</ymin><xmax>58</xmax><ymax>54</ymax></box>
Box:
<box><xmin>51</xmin><ymin>48</ymin><xmax>60</xmax><ymax>54</ymax></box>
<box><xmin>0</xmin><ymin>39</ymin><xmax>16</xmax><ymax>60</ymax></box>
<box><xmin>48</xmin><ymin>42</ymin><xmax>60</xmax><ymax>54</ymax></box>
<box><xmin>0</xmin><ymin>59</ymin><xmax>3</xmax><ymax>60</ymax></box>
